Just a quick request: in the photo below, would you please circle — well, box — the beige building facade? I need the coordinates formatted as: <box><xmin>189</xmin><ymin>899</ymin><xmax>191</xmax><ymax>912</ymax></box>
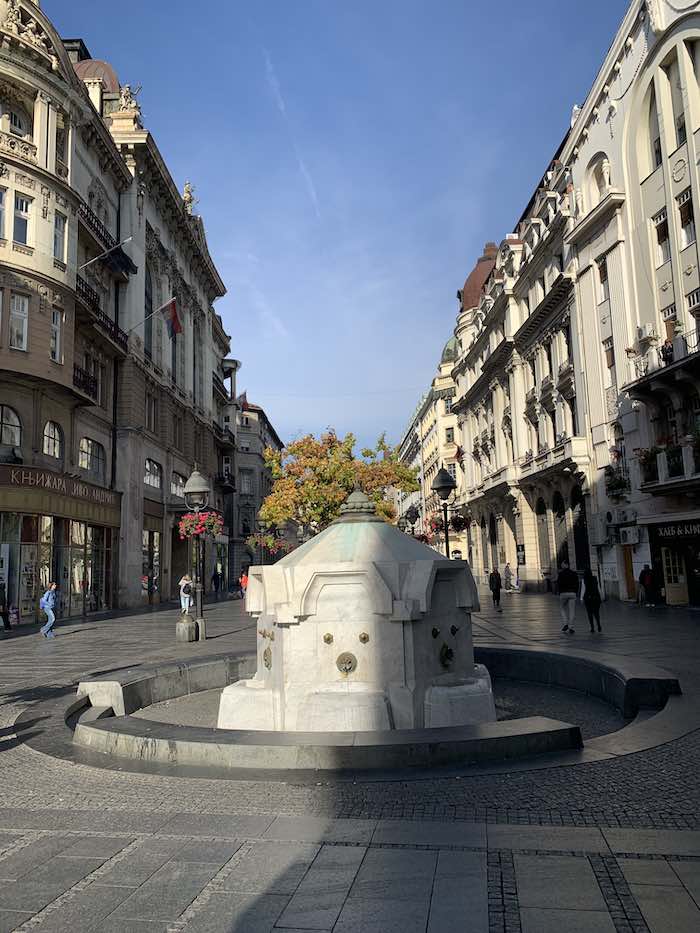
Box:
<box><xmin>0</xmin><ymin>3</ymin><xmax>240</xmax><ymax>619</ymax></box>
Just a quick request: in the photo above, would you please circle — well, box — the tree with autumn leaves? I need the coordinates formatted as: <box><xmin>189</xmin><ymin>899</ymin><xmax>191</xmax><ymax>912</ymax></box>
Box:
<box><xmin>257</xmin><ymin>430</ymin><xmax>419</xmax><ymax>532</ymax></box>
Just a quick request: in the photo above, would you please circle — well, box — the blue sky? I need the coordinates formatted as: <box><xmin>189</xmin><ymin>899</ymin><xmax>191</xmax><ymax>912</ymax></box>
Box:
<box><xmin>49</xmin><ymin>0</ymin><xmax>625</xmax><ymax>450</ymax></box>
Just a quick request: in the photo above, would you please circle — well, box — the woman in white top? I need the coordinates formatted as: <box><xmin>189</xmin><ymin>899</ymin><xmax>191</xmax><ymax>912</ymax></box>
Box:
<box><xmin>178</xmin><ymin>574</ymin><xmax>193</xmax><ymax>613</ymax></box>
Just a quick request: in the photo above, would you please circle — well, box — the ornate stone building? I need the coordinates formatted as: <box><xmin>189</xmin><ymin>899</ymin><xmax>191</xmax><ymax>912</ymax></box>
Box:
<box><xmin>426</xmin><ymin>0</ymin><xmax>700</xmax><ymax>605</ymax></box>
<box><xmin>0</xmin><ymin>2</ymin><xmax>237</xmax><ymax>619</ymax></box>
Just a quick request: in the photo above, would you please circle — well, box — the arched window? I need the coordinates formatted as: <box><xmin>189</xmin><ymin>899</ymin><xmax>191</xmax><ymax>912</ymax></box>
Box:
<box><xmin>611</xmin><ymin>423</ymin><xmax>626</xmax><ymax>471</ymax></box>
<box><xmin>587</xmin><ymin>153</ymin><xmax>611</xmax><ymax>208</ymax></box>
<box><xmin>649</xmin><ymin>87</ymin><xmax>662</xmax><ymax>169</ymax></box>
<box><xmin>0</xmin><ymin>405</ymin><xmax>21</xmax><ymax>446</ymax></box>
<box><xmin>144</xmin><ymin>266</ymin><xmax>153</xmax><ymax>359</ymax></box>
<box><xmin>78</xmin><ymin>437</ymin><xmax>105</xmax><ymax>480</ymax></box>
<box><xmin>42</xmin><ymin>421</ymin><xmax>63</xmax><ymax>459</ymax></box>
<box><xmin>144</xmin><ymin>458</ymin><xmax>162</xmax><ymax>488</ymax></box>
<box><xmin>2</xmin><ymin>101</ymin><xmax>32</xmax><ymax>139</ymax></box>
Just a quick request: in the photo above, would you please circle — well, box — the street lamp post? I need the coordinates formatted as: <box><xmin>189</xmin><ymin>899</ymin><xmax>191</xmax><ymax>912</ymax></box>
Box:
<box><xmin>431</xmin><ymin>466</ymin><xmax>457</xmax><ymax>558</ymax></box>
<box><xmin>405</xmin><ymin>504</ymin><xmax>420</xmax><ymax>536</ymax></box>
<box><xmin>184</xmin><ymin>466</ymin><xmax>210</xmax><ymax>640</ymax></box>
<box><xmin>257</xmin><ymin>516</ymin><xmax>268</xmax><ymax>567</ymax></box>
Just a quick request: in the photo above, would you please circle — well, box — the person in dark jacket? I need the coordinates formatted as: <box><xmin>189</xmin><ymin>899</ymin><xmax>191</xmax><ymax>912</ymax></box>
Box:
<box><xmin>557</xmin><ymin>561</ymin><xmax>580</xmax><ymax>633</ymax></box>
<box><xmin>581</xmin><ymin>569</ymin><xmax>602</xmax><ymax>633</ymax></box>
<box><xmin>489</xmin><ymin>568</ymin><xmax>503</xmax><ymax>611</ymax></box>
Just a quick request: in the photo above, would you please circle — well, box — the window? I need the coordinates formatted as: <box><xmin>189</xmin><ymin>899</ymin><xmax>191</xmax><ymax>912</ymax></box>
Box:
<box><xmin>42</xmin><ymin>421</ymin><xmax>62</xmax><ymax>458</ymax></box>
<box><xmin>53</xmin><ymin>212</ymin><xmax>66</xmax><ymax>261</ymax></box>
<box><xmin>653</xmin><ymin>210</ymin><xmax>671</xmax><ymax>266</ymax></box>
<box><xmin>144</xmin><ymin>266</ymin><xmax>153</xmax><ymax>360</ymax></box>
<box><xmin>0</xmin><ymin>188</ymin><xmax>5</xmax><ymax>239</ymax></box>
<box><xmin>676</xmin><ymin>113</ymin><xmax>687</xmax><ymax>147</ymax></box>
<box><xmin>687</xmin><ymin>289</ymin><xmax>700</xmax><ymax>313</ymax></box>
<box><xmin>568</xmin><ymin>396</ymin><xmax>578</xmax><ymax>436</ymax></box>
<box><xmin>544</xmin><ymin>340</ymin><xmax>554</xmax><ymax>376</ymax></box>
<box><xmin>444</xmin><ymin>397</ymin><xmax>452</xmax><ymax>414</ymax></box>
<box><xmin>13</xmin><ymin>194</ymin><xmax>30</xmax><ymax>244</ymax></box>
<box><xmin>172</xmin><ymin>414</ymin><xmax>183</xmax><ymax>449</ymax></box>
<box><xmin>145</xmin><ymin>392</ymin><xmax>158</xmax><ymax>433</ymax></box>
<box><xmin>445</xmin><ymin>427</ymin><xmax>454</xmax><ymax>444</ymax></box>
<box><xmin>9</xmin><ymin>109</ymin><xmax>27</xmax><ymax>137</ymax></box>
<box><xmin>170</xmin><ymin>472</ymin><xmax>185</xmax><ymax>497</ymax></box>
<box><xmin>79</xmin><ymin>437</ymin><xmax>105</xmax><ymax>480</ymax></box>
<box><xmin>528</xmin><ymin>356</ymin><xmax>536</xmax><ymax>385</ymax></box>
<box><xmin>0</xmin><ymin>405</ymin><xmax>21</xmax><ymax>446</ymax></box>
<box><xmin>83</xmin><ymin>353</ymin><xmax>105</xmax><ymax>407</ymax></box>
<box><xmin>9</xmin><ymin>293</ymin><xmax>28</xmax><ymax>350</ymax></box>
<box><xmin>447</xmin><ymin>462</ymin><xmax>457</xmax><ymax>481</ymax></box>
<box><xmin>678</xmin><ymin>189</ymin><xmax>696</xmax><ymax>249</ymax></box>
<box><xmin>144</xmin><ymin>458</ymin><xmax>162</xmax><ymax>488</ymax></box>
<box><xmin>662</xmin><ymin>304</ymin><xmax>677</xmax><ymax>340</ymax></box>
<box><xmin>598</xmin><ymin>257</ymin><xmax>610</xmax><ymax>303</ymax></box>
<box><xmin>240</xmin><ymin>470</ymin><xmax>253</xmax><ymax>495</ymax></box>
<box><xmin>653</xmin><ymin>137</ymin><xmax>662</xmax><ymax>168</ymax></box>
<box><xmin>49</xmin><ymin>309</ymin><xmax>62</xmax><ymax>362</ymax></box>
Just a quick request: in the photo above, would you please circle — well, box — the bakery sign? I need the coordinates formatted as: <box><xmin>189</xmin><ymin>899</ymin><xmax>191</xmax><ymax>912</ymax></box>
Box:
<box><xmin>0</xmin><ymin>465</ymin><xmax>119</xmax><ymax>508</ymax></box>
<box><xmin>656</xmin><ymin>521</ymin><xmax>700</xmax><ymax>540</ymax></box>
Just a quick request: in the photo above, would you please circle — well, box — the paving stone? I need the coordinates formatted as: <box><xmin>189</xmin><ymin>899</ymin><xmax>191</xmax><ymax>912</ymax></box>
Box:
<box><xmin>428</xmin><ymin>851</ymin><xmax>488</xmax><ymax>932</ymax></box>
<box><xmin>217</xmin><ymin>841</ymin><xmax>319</xmax><ymax>895</ymax></box>
<box><xmin>0</xmin><ymin>809</ymin><xmax>169</xmax><ymax>834</ymax></box>
<box><xmin>0</xmin><ymin>910</ymin><xmax>32</xmax><ymax>933</ymax></box>
<box><xmin>604</xmin><ymin>829</ymin><xmax>700</xmax><ymax>856</ymax></box>
<box><xmin>263</xmin><ymin>816</ymin><xmax>375</xmax><ymax>845</ymax></box>
<box><xmin>0</xmin><ymin>833</ymin><xmax>21</xmax><ymax>851</ymax></box>
<box><xmin>95</xmin><ymin>849</ymin><xmax>178</xmax><ymax>887</ymax></box>
<box><xmin>174</xmin><ymin>839</ymin><xmax>243</xmax><ymax>866</ymax></box>
<box><xmin>489</xmin><ymin>824</ymin><xmax>610</xmax><ymax>853</ymax></box>
<box><xmin>520</xmin><ymin>908</ymin><xmax>616</xmax><ymax>932</ymax></box>
<box><xmin>629</xmin><ymin>882</ymin><xmax>700</xmax><ymax>932</ymax></box>
<box><xmin>0</xmin><ymin>881</ymin><xmax>65</xmax><ymax>912</ymax></box>
<box><xmin>0</xmin><ymin>835</ymin><xmax>77</xmax><ymax>879</ymax></box>
<box><xmin>32</xmin><ymin>883</ymin><xmax>136</xmax><ymax>933</ymax></box>
<box><xmin>372</xmin><ymin>818</ymin><xmax>486</xmax><ymax>848</ymax></box>
<box><xmin>55</xmin><ymin>834</ymin><xmax>135</xmax><ymax>859</ymax></box>
<box><xmin>181</xmin><ymin>891</ymin><xmax>289</xmax><ymax>932</ymax></box>
<box><xmin>98</xmin><ymin>921</ymin><xmax>172</xmax><ymax>933</ymax></box>
<box><xmin>110</xmin><ymin>861</ymin><xmax>220</xmax><ymax>921</ymax></box>
<box><xmin>334</xmin><ymin>896</ymin><xmax>430</xmax><ymax>933</ymax></box>
<box><xmin>156</xmin><ymin>813</ymin><xmax>275</xmax><ymax>839</ymax></box>
<box><xmin>23</xmin><ymin>854</ymin><xmax>105</xmax><ymax>887</ymax></box>
<box><xmin>515</xmin><ymin>854</ymin><xmax>606</xmax><ymax>910</ymax></box>
<box><xmin>670</xmin><ymin>860</ymin><xmax>700</xmax><ymax>901</ymax></box>
<box><xmin>275</xmin><ymin>844</ymin><xmax>365</xmax><ymax>930</ymax></box>
<box><xmin>618</xmin><ymin>858</ymin><xmax>682</xmax><ymax>886</ymax></box>
<box><xmin>348</xmin><ymin>848</ymin><xmax>436</xmax><ymax>901</ymax></box>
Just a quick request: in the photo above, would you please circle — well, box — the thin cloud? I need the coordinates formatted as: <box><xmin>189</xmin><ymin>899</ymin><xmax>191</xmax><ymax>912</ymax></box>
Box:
<box><xmin>263</xmin><ymin>48</ymin><xmax>321</xmax><ymax>220</ymax></box>
<box><xmin>259</xmin><ymin>308</ymin><xmax>290</xmax><ymax>340</ymax></box>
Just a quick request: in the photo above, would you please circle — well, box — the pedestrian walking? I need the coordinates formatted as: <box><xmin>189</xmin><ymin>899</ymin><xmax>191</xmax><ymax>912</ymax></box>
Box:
<box><xmin>39</xmin><ymin>582</ymin><xmax>58</xmax><ymax>639</ymax></box>
<box><xmin>240</xmin><ymin>570</ymin><xmax>249</xmax><ymax>599</ymax></box>
<box><xmin>211</xmin><ymin>569</ymin><xmax>221</xmax><ymax>600</ymax></box>
<box><xmin>581</xmin><ymin>569</ymin><xmax>602</xmax><ymax>633</ymax></box>
<box><xmin>504</xmin><ymin>562</ymin><xmax>513</xmax><ymax>592</ymax></box>
<box><xmin>638</xmin><ymin>564</ymin><xmax>654</xmax><ymax>606</ymax></box>
<box><xmin>557</xmin><ymin>561</ymin><xmax>580</xmax><ymax>633</ymax></box>
<box><xmin>0</xmin><ymin>581</ymin><xmax>10</xmax><ymax>633</ymax></box>
<box><xmin>489</xmin><ymin>568</ymin><xmax>503</xmax><ymax>611</ymax></box>
<box><xmin>178</xmin><ymin>574</ymin><xmax>193</xmax><ymax>614</ymax></box>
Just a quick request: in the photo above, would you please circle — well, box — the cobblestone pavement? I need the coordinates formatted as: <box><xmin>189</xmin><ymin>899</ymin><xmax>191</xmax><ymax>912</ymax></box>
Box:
<box><xmin>0</xmin><ymin>592</ymin><xmax>699</xmax><ymax>931</ymax></box>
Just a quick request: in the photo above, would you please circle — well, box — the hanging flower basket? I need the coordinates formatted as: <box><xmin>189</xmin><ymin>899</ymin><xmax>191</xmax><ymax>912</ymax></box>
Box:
<box><xmin>178</xmin><ymin>511</ymin><xmax>223</xmax><ymax>540</ymax></box>
<box><xmin>450</xmin><ymin>514</ymin><xmax>468</xmax><ymax>532</ymax></box>
<box><xmin>245</xmin><ymin>532</ymin><xmax>294</xmax><ymax>556</ymax></box>
<box><xmin>427</xmin><ymin>515</ymin><xmax>444</xmax><ymax>534</ymax></box>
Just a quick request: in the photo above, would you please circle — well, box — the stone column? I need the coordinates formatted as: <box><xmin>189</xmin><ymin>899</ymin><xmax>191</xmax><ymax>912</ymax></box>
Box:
<box><xmin>46</xmin><ymin>101</ymin><xmax>57</xmax><ymax>175</ymax></box>
<box><xmin>491</xmin><ymin>381</ymin><xmax>507</xmax><ymax>467</ymax></box>
<box><xmin>33</xmin><ymin>93</ymin><xmax>50</xmax><ymax>169</ymax></box>
<box><xmin>606</xmin><ymin>243</ymin><xmax>633</xmax><ymax>387</ymax></box>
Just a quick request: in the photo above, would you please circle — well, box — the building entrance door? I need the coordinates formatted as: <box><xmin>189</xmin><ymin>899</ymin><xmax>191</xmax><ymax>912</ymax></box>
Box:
<box><xmin>661</xmin><ymin>546</ymin><xmax>689</xmax><ymax>605</ymax></box>
<box><xmin>622</xmin><ymin>546</ymin><xmax>636</xmax><ymax>601</ymax></box>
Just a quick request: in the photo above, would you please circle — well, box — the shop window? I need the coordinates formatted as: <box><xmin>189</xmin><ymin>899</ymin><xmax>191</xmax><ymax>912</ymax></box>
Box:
<box><xmin>598</xmin><ymin>257</ymin><xmax>610</xmax><ymax>303</ymax></box>
<box><xmin>42</xmin><ymin>421</ymin><xmax>62</xmax><ymax>459</ymax></box>
<box><xmin>13</xmin><ymin>194</ymin><xmax>31</xmax><ymax>245</ymax></box>
<box><xmin>53</xmin><ymin>212</ymin><xmax>66</xmax><ymax>261</ymax></box>
<box><xmin>445</xmin><ymin>427</ymin><xmax>454</xmax><ymax>444</ymax></box>
<box><xmin>678</xmin><ymin>189</ymin><xmax>696</xmax><ymax>249</ymax></box>
<box><xmin>144</xmin><ymin>458</ymin><xmax>162</xmax><ymax>489</ymax></box>
<box><xmin>653</xmin><ymin>210</ymin><xmax>671</xmax><ymax>266</ymax></box>
<box><xmin>78</xmin><ymin>437</ymin><xmax>105</xmax><ymax>480</ymax></box>
<box><xmin>0</xmin><ymin>405</ymin><xmax>21</xmax><ymax>446</ymax></box>
<box><xmin>170</xmin><ymin>472</ymin><xmax>186</xmax><ymax>497</ymax></box>
<box><xmin>50</xmin><ymin>309</ymin><xmax>62</xmax><ymax>362</ymax></box>
<box><xmin>9</xmin><ymin>293</ymin><xmax>28</xmax><ymax>350</ymax></box>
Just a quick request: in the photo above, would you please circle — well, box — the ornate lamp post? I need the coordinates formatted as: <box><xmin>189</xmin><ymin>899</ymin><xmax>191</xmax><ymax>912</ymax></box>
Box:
<box><xmin>405</xmin><ymin>504</ymin><xmax>420</xmax><ymax>535</ymax></box>
<box><xmin>431</xmin><ymin>466</ymin><xmax>457</xmax><ymax>558</ymax></box>
<box><xmin>184</xmin><ymin>466</ymin><xmax>209</xmax><ymax>636</ymax></box>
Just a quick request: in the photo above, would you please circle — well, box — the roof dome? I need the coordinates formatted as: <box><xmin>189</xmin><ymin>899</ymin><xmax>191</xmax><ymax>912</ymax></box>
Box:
<box><xmin>461</xmin><ymin>242</ymin><xmax>498</xmax><ymax>310</ymax></box>
<box><xmin>73</xmin><ymin>59</ymin><xmax>120</xmax><ymax>93</ymax></box>
<box><xmin>441</xmin><ymin>336</ymin><xmax>458</xmax><ymax>364</ymax></box>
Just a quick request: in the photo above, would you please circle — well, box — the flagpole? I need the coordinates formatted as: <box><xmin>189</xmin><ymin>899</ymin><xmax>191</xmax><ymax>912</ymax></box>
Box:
<box><xmin>78</xmin><ymin>236</ymin><xmax>133</xmax><ymax>271</ymax></box>
<box><xmin>123</xmin><ymin>297</ymin><xmax>177</xmax><ymax>336</ymax></box>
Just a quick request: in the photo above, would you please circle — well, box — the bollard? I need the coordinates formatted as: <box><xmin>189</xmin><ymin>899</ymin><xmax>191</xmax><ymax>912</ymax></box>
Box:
<box><xmin>195</xmin><ymin>618</ymin><xmax>207</xmax><ymax>641</ymax></box>
<box><xmin>175</xmin><ymin>618</ymin><xmax>197</xmax><ymax>643</ymax></box>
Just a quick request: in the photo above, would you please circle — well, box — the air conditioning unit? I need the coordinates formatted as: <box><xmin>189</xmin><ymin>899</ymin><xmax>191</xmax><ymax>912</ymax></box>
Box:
<box><xmin>619</xmin><ymin>526</ymin><xmax>640</xmax><ymax>546</ymax></box>
<box><xmin>637</xmin><ymin>323</ymin><xmax>657</xmax><ymax>341</ymax></box>
<box><xmin>607</xmin><ymin>507</ymin><xmax>637</xmax><ymax>525</ymax></box>
<box><xmin>589</xmin><ymin>512</ymin><xmax>611</xmax><ymax>547</ymax></box>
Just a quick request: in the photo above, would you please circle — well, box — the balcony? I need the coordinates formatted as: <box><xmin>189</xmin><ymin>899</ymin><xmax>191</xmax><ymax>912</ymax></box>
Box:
<box><xmin>519</xmin><ymin>435</ymin><xmax>590</xmax><ymax>482</ymax></box>
<box><xmin>0</xmin><ymin>129</ymin><xmax>37</xmax><ymax>165</ymax></box>
<box><xmin>213</xmin><ymin>371</ymin><xmax>228</xmax><ymax>401</ymax></box>
<box><xmin>639</xmin><ymin>444</ymin><xmax>700</xmax><ymax>494</ymax></box>
<box><xmin>79</xmin><ymin>202</ymin><xmax>116</xmax><ymax>251</ymax></box>
<box><xmin>73</xmin><ymin>364</ymin><xmax>98</xmax><ymax>401</ymax></box>
<box><xmin>75</xmin><ymin>276</ymin><xmax>128</xmax><ymax>354</ymax></box>
<box><xmin>215</xmin><ymin>472</ymin><xmax>236</xmax><ymax>491</ymax></box>
<box><xmin>626</xmin><ymin>331</ymin><xmax>700</xmax><ymax>402</ymax></box>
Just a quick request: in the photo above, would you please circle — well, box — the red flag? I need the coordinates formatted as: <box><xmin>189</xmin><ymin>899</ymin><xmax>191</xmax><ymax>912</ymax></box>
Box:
<box><xmin>159</xmin><ymin>298</ymin><xmax>182</xmax><ymax>339</ymax></box>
